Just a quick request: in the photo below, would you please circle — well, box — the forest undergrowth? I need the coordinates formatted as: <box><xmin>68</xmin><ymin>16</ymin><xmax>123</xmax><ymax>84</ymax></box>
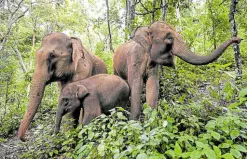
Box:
<box><xmin>1</xmin><ymin>59</ymin><xmax>246</xmax><ymax>159</ymax></box>
<box><xmin>1</xmin><ymin>0</ymin><xmax>247</xmax><ymax>158</ymax></box>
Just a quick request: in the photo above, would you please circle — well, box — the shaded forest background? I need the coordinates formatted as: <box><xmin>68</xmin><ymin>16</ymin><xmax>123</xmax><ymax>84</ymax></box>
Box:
<box><xmin>0</xmin><ymin>0</ymin><xmax>247</xmax><ymax>158</ymax></box>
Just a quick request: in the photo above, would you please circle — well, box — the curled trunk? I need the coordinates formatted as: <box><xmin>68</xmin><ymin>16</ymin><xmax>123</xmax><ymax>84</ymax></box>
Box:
<box><xmin>17</xmin><ymin>72</ymin><xmax>46</xmax><ymax>141</ymax></box>
<box><xmin>174</xmin><ymin>38</ymin><xmax>241</xmax><ymax>65</ymax></box>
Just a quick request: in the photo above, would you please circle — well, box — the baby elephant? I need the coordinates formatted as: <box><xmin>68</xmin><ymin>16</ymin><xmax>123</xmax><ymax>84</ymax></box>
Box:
<box><xmin>55</xmin><ymin>74</ymin><xmax>129</xmax><ymax>134</ymax></box>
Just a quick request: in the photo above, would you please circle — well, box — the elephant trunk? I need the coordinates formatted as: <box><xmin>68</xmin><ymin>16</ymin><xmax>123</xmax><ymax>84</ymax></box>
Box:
<box><xmin>55</xmin><ymin>107</ymin><xmax>64</xmax><ymax>134</ymax></box>
<box><xmin>173</xmin><ymin>38</ymin><xmax>241</xmax><ymax>65</ymax></box>
<box><xmin>17</xmin><ymin>72</ymin><xmax>47</xmax><ymax>141</ymax></box>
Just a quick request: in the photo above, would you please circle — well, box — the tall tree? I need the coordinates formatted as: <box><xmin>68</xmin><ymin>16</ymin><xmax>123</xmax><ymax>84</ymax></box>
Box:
<box><xmin>152</xmin><ymin>0</ymin><xmax>157</xmax><ymax>23</ymax></box>
<box><xmin>229</xmin><ymin>0</ymin><xmax>242</xmax><ymax>79</ymax></box>
<box><xmin>125</xmin><ymin>0</ymin><xmax>136</xmax><ymax>36</ymax></box>
<box><xmin>175</xmin><ymin>1</ymin><xmax>182</xmax><ymax>32</ymax></box>
<box><xmin>106</xmin><ymin>0</ymin><xmax>114</xmax><ymax>52</ymax></box>
<box><xmin>0</xmin><ymin>0</ymin><xmax>29</xmax><ymax>53</ymax></box>
<box><xmin>208</xmin><ymin>1</ymin><xmax>217</xmax><ymax>49</ymax></box>
<box><xmin>161</xmin><ymin>0</ymin><xmax>168</xmax><ymax>21</ymax></box>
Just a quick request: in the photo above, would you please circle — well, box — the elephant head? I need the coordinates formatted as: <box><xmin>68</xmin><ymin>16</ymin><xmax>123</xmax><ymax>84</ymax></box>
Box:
<box><xmin>132</xmin><ymin>21</ymin><xmax>242</xmax><ymax>67</ymax></box>
<box><xmin>55</xmin><ymin>84</ymin><xmax>89</xmax><ymax>134</ymax></box>
<box><xmin>18</xmin><ymin>33</ymin><xmax>86</xmax><ymax>141</ymax></box>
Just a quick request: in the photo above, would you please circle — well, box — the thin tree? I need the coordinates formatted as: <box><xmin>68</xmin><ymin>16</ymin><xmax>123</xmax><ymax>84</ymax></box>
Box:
<box><xmin>160</xmin><ymin>0</ymin><xmax>168</xmax><ymax>91</ymax></box>
<box><xmin>208</xmin><ymin>1</ymin><xmax>217</xmax><ymax>49</ymax></box>
<box><xmin>161</xmin><ymin>0</ymin><xmax>168</xmax><ymax>21</ymax></box>
<box><xmin>229</xmin><ymin>0</ymin><xmax>242</xmax><ymax>79</ymax></box>
<box><xmin>175</xmin><ymin>1</ymin><xmax>182</xmax><ymax>32</ymax></box>
<box><xmin>106</xmin><ymin>0</ymin><xmax>114</xmax><ymax>52</ymax></box>
<box><xmin>0</xmin><ymin>0</ymin><xmax>29</xmax><ymax>53</ymax></box>
<box><xmin>12</xmin><ymin>45</ymin><xmax>27</xmax><ymax>73</ymax></box>
<box><xmin>125</xmin><ymin>0</ymin><xmax>136</xmax><ymax>39</ymax></box>
<box><xmin>151</xmin><ymin>0</ymin><xmax>157</xmax><ymax>23</ymax></box>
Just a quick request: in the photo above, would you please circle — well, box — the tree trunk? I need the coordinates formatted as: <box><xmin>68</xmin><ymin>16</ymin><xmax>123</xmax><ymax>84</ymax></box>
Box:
<box><xmin>208</xmin><ymin>2</ymin><xmax>217</xmax><ymax>49</ymax></box>
<box><xmin>160</xmin><ymin>0</ymin><xmax>168</xmax><ymax>80</ymax></box>
<box><xmin>0</xmin><ymin>0</ymin><xmax>28</xmax><ymax>53</ymax></box>
<box><xmin>86</xmin><ymin>25</ymin><xmax>93</xmax><ymax>52</ymax></box>
<box><xmin>229</xmin><ymin>0</ymin><xmax>242</xmax><ymax>79</ymax></box>
<box><xmin>151</xmin><ymin>0</ymin><xmax>157</xmax><ymax>23</ymax></box>
<box><xmin>2</xmin><ymin>76</ymin><xmax>10</xmax><ymax>122</ymax></box>
<box><xmin>106</xmin><ymin>0</ymin><xmax>114</xmax><ymax>52</ymax></box>
<box><xmin>125</xmin><ymin>0</ymin><xmax>136</xmax><ymax>37</ymax></box>
<box><xmin>175</xmin><ymin>1</ymin><xmax>182</xmax><ymax>32</ymax></box>
<box><xmin>161</xmin><ymin>0</ymin><xmax>168</xmax><ymax>21</ymax></box>
<box><xmin>12</xmin><ymin>46</ymin><xmax>27</xmax><ymax>73</ymax></box>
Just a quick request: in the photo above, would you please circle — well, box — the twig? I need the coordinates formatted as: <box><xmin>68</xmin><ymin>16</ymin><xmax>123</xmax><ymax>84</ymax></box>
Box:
<box><xmin>135</xmin><ymin>3</ymin><xmax>168</xmax><ymax>16</ymax></box>
<box><xmin>219</xmin><ymin>0</ymin><xmax>227</xmax><ymax>6</ymax></box>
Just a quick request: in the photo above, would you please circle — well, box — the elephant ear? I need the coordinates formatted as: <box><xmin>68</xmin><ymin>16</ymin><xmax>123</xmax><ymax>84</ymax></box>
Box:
<box><xmin>131</xmin><ymin>26</ymin><xmax>152</xmax><ymax>52</ymax></box>
<box><xmin>76</xmin><ymin>85</ymin><xmax>89</xmax><ymax>99</ymax></box>
<box><xmin>71</xmin><ymin>37</ymin><xmax>86</xmax><ymax>71</ymax></box>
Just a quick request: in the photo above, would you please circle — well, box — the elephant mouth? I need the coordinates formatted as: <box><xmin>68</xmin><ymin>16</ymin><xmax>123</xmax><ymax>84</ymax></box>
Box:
<box><xmin>158</xmin><ymin>51</ymin><xmax>175</xmax><ymax>68</ymax></box>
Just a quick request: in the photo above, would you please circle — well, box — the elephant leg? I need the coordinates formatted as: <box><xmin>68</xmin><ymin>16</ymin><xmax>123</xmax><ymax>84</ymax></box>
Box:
<box><xmin>71</xmin><ymin>107</ymin><xmax>81</xmax><ymax>128</ymax></box>
<box><xmin>82</xmin><ymin>96</ymin><xmax>101</xmax><ymax>125</ymax></box>
<box><xmin>146</xmin><ymin>66</ymin><xmax>159</xmax><ymax>108</ymax></box>
<box><xmin>129</xmin><ymin>77</ymin><xmax>144</xmax><ymax>120</ymax></box>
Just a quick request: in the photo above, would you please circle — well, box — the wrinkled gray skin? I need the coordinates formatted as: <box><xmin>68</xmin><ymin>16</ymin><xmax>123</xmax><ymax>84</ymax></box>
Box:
<box><xmin>113</xmin><ymin>21</ymin><xmax>242</xmax><ymax>120</ymax></box>
<box><xmin>55</xmin><ymin>74</ymin><xmax>130</xmax><ymax>134</ymax></box>
<box><xmin>18</xmin><ymin>33</ymin><xmax>107</xmax><ymax>141</ymax></box>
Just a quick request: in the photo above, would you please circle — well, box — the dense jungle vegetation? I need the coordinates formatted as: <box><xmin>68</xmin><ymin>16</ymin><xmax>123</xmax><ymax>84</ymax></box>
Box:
<box><xmin>0</xmin><ymin>0</ymin><xmax>247</xmax><ymax>158</ymax></box>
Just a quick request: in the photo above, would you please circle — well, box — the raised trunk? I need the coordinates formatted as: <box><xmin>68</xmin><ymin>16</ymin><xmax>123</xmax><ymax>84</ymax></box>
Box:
<box><xmin>17</xmin><ymin>72</ymin><xmax>46</xmax><ymax>141</ymax></box>
<box><xmin>174</xmin><ymin>38</ymin><xmax>239</xmax><ymax>65</ymax></box>
<box><xmin>55</xmin><ymin>107</ymin><xmax>64</xmax><ymax>134</ymax></box>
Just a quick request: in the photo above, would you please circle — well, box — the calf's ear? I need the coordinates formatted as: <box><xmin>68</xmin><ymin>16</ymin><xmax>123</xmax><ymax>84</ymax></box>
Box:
<box><xmin>76</xmin><ymin>85</ymin><xmax>89</xmax><ymax>99</ymax></box>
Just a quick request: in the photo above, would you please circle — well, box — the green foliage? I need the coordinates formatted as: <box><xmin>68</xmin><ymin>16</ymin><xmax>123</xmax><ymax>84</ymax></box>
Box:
<box><xmin>0</xmin><ymin>0</ymin><xmax>247</xmax><ymax>158</ymax></box>
<box><xmin>21</xmin><ymin>99</ymin><xmax>247</xmax><ymax>158</ymax></box>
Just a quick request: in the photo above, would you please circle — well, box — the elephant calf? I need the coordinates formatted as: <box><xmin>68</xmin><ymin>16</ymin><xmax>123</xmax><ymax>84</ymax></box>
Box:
<box><xmin>55</xmin><ymin>74</ymin><xmax>130</xmax><ymax>134</ymax></box>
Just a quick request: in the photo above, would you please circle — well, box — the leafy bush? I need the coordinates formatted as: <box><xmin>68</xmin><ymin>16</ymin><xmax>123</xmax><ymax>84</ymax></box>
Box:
<box><xmin>20</xmin><ymin>98</ymin><xmax>247</xmax><ymax>159</ymax></box>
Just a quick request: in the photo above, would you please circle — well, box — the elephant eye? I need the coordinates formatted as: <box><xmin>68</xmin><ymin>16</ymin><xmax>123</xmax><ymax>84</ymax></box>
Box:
<box><xmin>63</xmin><ymin>98</ymin><xmax>69</xmax><ymax>106</ymax></box>
<box><xmin>166</xmin><ymin>33</ymin><xmax>173</xmax><ymax>40</ymax></box>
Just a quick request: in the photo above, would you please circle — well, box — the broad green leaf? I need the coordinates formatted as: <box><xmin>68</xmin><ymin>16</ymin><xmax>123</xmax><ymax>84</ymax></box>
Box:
<box><xmin>205</xmin><ymin>121</ymin><xmax>216</xmax><ymax>131</ymax></box>
<box><xmin>165</xmin><ymin>150</ymin><xmax>175</xmax><ymax>158</ymax></box>
<box><xmin>54</xmin><ymin>150</ymin><xmax>58</xmax><ymax>155</ymax></box>
<box><xmin>136</xmin><ymin>153</ymin><xmax>148</xmax><ymax>159</ymax></box>
<box><xmin>97</xmin><ymin>143</ymin><xmax>105</xmax><ymax>157</ymax></box>
<box><xmin>233</xmin><ymin>144</ymin><xmax>247</xmax><ymax>152</ymax></box>
<box><xmin>190</xmin><ymin>150</ymin><xmax>201</xmax><ymax>159</ymax></box>
<box><xmin>239</xmin><ymin>88</ymin><xmax>247</xmax><ymax>98</ymax></box>
<box><xmin>77</xmin><ymin>145</ymin><xmax>87</xmax><ymax>154</ymax></box>
<box><xmin>229</xmin><ymin>102</ymin><xmax>240</xmax><ymax>109</ymax></box>
<box><xmin>219</xmin><ymin>143</ymin><xmax>230</xmax><ymax>148</ymax></box>
<box><xmin>230</xmin><ymin>130</ymin><xmax>240</xmax><ymax>140</ymax></box>
<box><xmin>230</xmin><ymin>148</ymin><xmax>241</xmax><ymax>158</ymax></box>
<box><xmin>196</xmin><ymin>141</ymin><xmax>205</xmax><ymax>148</ymax></box>
<box><xmin>221</xmin><ymin>153</ymin><xmax>234</xmax><ymax>159</ymax></box>
<box><xmin>49</xmin><ymin>151</ymin><xmax>53</xmax><ymax>157</ymax></box>
<box><xmin>204</xmin><ymin>148</ymin><xmax>216</xmax><ymax>159</ymax></box>
<box><xmin>213</xmin><ymin>146</ymin><xmax>221</xmax><ymax>157</ymax></box>
<box><xmin>211</xmin><ymin>131</ymin><xmax>220</xmax><ymax>140</ymax></box>
<box><xmin>174</xmin><ymin>142</ymin><xmax>182</xmax><ymax>156</ymax></box>
<box><xmin>181</xmin><ymin>152</ymin><xmax>191</xmax><ymax>158</ymax></box>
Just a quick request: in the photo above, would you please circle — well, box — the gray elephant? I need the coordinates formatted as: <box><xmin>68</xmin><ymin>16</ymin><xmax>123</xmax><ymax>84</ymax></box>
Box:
<box><xmin>18</xmin><ymin>33</ymin><xmax>107</xmax><ymax>141</ymax></box>
<box><xmin>113</xmin><ymin>21</ymin><xmax>242</xmax><ymax>120</ymax></box>
<box><xmin>55</xmin><ymin>74</ymin><xmax>130</xmax><ymax>134</ymax></box>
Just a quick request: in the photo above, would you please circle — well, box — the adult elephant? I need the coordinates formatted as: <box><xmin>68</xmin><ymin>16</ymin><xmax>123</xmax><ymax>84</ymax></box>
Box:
<box><xmin>113</xmin><ymin>21</ymin><xmax>242</xmax><ymax>120</ymax></box>
<box><xmin>18</xmin><ymin>33</ymin><xmax>107</xmax><ymax>141</ymax></box>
